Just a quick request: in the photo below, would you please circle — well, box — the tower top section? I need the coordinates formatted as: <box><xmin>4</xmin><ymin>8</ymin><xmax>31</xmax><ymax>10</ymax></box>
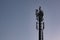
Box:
<box><xmin>36</xmin><ymin>6</ymin><xmax>44</xmax><ymax>22</ymax></box>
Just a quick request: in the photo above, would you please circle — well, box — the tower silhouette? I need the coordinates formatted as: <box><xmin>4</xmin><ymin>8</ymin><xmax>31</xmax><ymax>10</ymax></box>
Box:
<box><xmin>35</xmin><ymin>6</ymin><xmax>44</xmax><ymax>40</ymax></box>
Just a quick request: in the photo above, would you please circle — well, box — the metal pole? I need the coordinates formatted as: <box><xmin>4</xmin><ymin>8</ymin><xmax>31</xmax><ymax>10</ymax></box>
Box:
<box><xmin>39</xmin><ymin>17</ymin><xmax>42</xmax><ymax>40</ymax></box>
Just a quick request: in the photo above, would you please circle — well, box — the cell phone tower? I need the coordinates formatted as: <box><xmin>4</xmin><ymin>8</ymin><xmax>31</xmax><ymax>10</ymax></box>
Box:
<box><xmin>35</xmin><ymin>6</ymin><xmax>44</xmax><ymax>40</ymax></box>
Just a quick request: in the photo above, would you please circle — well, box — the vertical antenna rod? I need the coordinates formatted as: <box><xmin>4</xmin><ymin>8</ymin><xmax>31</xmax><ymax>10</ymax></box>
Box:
<box><xmin>36</xmin><ymin>6</ymin><xmax>44</xmax><ymax>40</ymax></box>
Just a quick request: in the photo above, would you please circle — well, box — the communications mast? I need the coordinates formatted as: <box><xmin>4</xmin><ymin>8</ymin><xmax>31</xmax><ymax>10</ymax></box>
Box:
<box><xmin>35</xmin><ymin>6</ymin><xmax>44</xmax><ymax>40</ymax></box>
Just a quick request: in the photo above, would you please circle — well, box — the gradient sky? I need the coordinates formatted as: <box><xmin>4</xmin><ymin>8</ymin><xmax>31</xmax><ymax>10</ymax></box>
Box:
<box><xmin>0</xmin><ymin>0</ymin><xmax>60</xmax><ymax>40</ymax></box>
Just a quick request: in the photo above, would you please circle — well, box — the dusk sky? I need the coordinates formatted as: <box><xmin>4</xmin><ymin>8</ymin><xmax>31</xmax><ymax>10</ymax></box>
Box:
<box><xmin>0</xmin><ymin>0</ymin><xmax>60</xmax><ymax>40</ymax></box>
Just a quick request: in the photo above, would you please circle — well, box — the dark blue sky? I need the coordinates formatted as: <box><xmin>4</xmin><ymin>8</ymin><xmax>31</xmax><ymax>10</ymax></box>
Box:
<box><xmin>0</xmin><ymin>0</ymin><xmax>60</xmax><ymax>40</ymax></box>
